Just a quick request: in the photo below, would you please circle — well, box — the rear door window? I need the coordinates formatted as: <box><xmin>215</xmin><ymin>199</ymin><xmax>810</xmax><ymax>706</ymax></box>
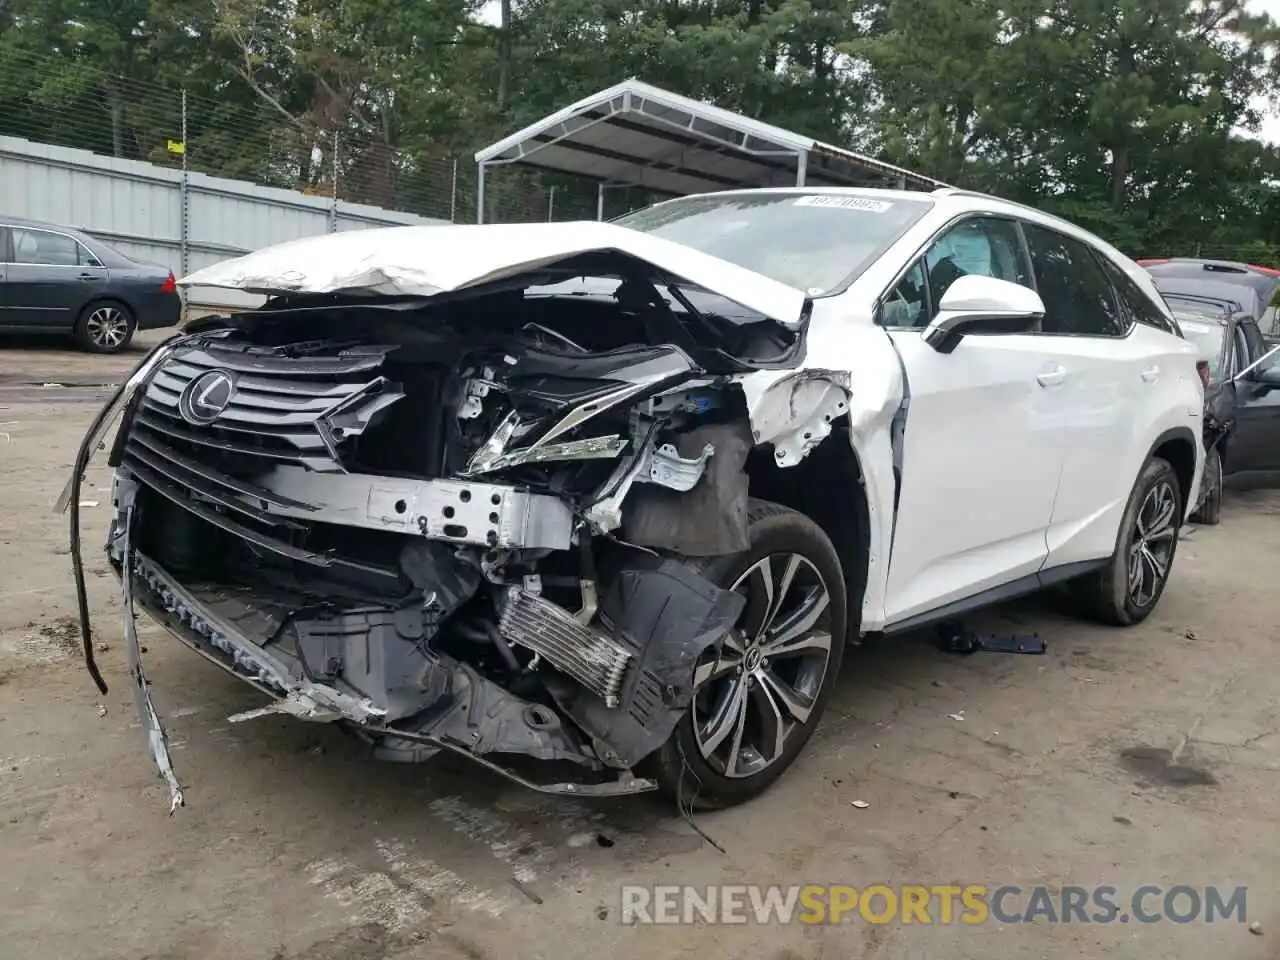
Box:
<box><xmin>1098</xmin><ymin>256</ymin><xmax>1179</xmax><ymax>335</ymax></box>
<box><xmin>1021</xmin><ymin>224</ymin><xmax>1128</xmax><ymax>337</ymax></box>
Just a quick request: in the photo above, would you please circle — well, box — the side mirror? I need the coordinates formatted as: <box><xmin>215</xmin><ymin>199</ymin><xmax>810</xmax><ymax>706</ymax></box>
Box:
<box><xmin>922</xmin><ymin>275</ymin><xmax>1046</xmax><ymax>354</ymax></box>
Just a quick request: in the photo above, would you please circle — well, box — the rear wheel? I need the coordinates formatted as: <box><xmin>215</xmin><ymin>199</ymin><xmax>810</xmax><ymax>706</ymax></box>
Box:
<box><xmin>74</xmin><ymin>302</ymin><xmax>136</xmax><ymax>354</ymax></box>
<box><xmin>649</xmin><ymin>500</ymin><xmax>846</xmax><ymax>810</ymax></box>
<box><xmin>1190</xmin><ymin>447</ymin><xmax>1222</xmax><ymax>526</ymax></box>
<box><xmin>1066</xmin><ymin>456</ymin><xmax>1182</xmax><ymax>626</ymax></box>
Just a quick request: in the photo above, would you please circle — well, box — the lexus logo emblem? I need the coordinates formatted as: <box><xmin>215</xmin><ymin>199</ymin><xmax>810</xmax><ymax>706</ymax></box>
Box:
<box><xmin>178</xmin><ymin>370</ymin><xmax>236</xmax><ymax>425</ymax></box>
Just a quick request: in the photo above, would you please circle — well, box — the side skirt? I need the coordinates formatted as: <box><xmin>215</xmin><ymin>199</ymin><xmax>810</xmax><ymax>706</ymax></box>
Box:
<box><xmin>881</xmin><ymin>559</ymin><xmax>1108</xmax><ymax>637</ymax></box>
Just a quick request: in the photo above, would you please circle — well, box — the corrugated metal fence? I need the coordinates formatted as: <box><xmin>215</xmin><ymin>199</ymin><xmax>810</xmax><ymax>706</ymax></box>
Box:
<box><xmin>0</xmin><ymin>134</ymin><xmax>450</xmax><ymax>313</ymax></box>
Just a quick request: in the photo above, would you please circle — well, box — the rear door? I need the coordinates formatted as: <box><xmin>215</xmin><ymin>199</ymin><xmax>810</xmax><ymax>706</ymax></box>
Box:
<box><xmin>1028</xmin><ymin>225</ymin><xmax>1180</xmax><ymax>570</ymax></box>
<box><xmin>882</xmin><ymin>215</ymin><xmax>1067</xmax><ymax>627</ymax></box>
<box><xmin>4</xmin><ymin>225</ymin><xmax>107</xmax><ymax>329</ymax></box>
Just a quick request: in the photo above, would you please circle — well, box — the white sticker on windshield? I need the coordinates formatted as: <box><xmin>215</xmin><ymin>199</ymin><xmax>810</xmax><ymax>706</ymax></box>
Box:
<box><xmin>793</xmin><ymin>195</ymin><xmax>893</xmax><ymax>213</ymax></box>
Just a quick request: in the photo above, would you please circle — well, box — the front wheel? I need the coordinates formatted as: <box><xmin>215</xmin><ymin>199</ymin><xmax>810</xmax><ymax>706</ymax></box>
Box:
<box><xmin>74</xmin><ymin>302</ymin><xmax>136</xmax><ymax>354</ymax></box>
<box><xmin>1190</xmin><ymin>447</ymin><xmax>1222</xmax><ymax>526</ymax></box>
<box><xmin>1065</xmin><ymin>456</ymin><xmax>1182</xmax><ymax>626</ymax></box>
<box><xmin>648</xmin><ymin>500</ymin><xmax>847</xmax><ymax>810</ymax></box>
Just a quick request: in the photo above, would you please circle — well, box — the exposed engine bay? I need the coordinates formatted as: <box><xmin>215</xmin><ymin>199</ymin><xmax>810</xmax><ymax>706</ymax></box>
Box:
<box><xmin>63</xmin><ymin>261</ymin><xmax>853</xmax><ymax>810</ymax></box>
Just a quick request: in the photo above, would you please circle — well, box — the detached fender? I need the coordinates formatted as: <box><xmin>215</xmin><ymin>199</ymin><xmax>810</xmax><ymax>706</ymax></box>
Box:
<box><xmin>737</xmin><ymin>347</ymin><xmax>905</xmax><ymax>633</ymax></box>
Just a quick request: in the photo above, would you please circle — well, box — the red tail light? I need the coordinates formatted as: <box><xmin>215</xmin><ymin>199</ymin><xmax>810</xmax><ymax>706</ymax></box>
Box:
<box><xmin>1136</xmin><ymin>258</ymin><xmax>1170</xmax><ymax>266</ymax></box>
<box><xmin>159</xmin><ymin>272</ymin><xmax>176</xmax><ymax>294</ymax></box>
<box><xmin>1196</xmin><ymin>360</ymin><xmax>1211</xmax><ymax>391</ymax></box>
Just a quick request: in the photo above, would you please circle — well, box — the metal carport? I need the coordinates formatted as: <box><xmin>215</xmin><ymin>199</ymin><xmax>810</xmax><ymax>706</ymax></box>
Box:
<box><xmin>473</xmin><ymin>78</ymin><xmax>947</xmax><ymax>222</ymax></box>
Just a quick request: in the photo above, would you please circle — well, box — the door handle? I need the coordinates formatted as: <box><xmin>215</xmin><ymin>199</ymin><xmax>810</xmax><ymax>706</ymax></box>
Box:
<box><xmin>1037</xmin><ymin>366</ymin><xmax>1067</xmax><ymax>387</ymax></box>
<box><xmin>76</xmin><ymin>272</ymin><xmax>97</xmax><ymax>281</ymax></box>
<box><xmin>1141</xmin><ymin>365</ymin><xmax>1160</xmax><ymax>383</ymax></box>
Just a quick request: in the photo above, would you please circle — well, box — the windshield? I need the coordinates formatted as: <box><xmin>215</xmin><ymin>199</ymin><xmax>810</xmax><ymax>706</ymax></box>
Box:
<box><xmin>614</xmin><ymin>192</ymin><xmax>934</xmax><ymax>295</ymax></box>
<box><xmin>1176</xmin><ymin>315</ymin><xmax>1227</xmax><ymax>378</ymax></box>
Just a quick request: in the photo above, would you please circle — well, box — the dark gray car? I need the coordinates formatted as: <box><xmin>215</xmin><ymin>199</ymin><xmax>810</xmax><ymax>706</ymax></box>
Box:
<box><xmin>1166</xmin><ymin>292</ymin><xmax>1280</xmax><ymax>523</ymax></box>
<box><xmin>1142</xmin><ymin>258</ymin><xmax>1280</xmax><ymax>336</ymax></box>
<box><xmin>0</xmin><ymin>217</ymin><xmax>182</xmax><ymax>353</ymax></box>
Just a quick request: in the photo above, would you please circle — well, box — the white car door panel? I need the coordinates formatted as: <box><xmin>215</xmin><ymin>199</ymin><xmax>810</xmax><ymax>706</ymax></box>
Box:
<box><xmin>1027</xmin><ymin>232</ymin><xmax>1204</xmax><ymax>567</ymax></box>
<box><xmin>1042</xmin><ymin>325</ymin><xmax>1175</xmax><ymax>564</ymax></box>
<box><xmin>883</xmin><ymin>331</ymin><xmax>1066</xmax><ymax>626</ymax></box>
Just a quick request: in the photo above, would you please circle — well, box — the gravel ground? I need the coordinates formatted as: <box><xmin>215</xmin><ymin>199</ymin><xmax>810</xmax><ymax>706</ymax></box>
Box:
<box><xmin>0</xmin><ymin>335</ymin><xmax>1276</xmax><ymax>960</ymax></box>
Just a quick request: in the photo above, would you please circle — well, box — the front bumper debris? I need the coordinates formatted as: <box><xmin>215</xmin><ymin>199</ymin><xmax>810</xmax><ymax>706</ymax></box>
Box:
<box><xmin>111</xmin><ymin>529</ymin><xmax>666</xmax><ymax>806</ymax></box>
<box><xmin>121</xmin><ymin>507</ymin><xmax>185</xmax><ymax>813</ymax></box>
<box><xmin>63</xmin><ymin>322</ymin><xmax>754</xmax><ymax>812</ymax></box>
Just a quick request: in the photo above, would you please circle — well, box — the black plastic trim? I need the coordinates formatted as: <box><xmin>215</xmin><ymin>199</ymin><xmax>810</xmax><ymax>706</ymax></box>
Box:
<box><xmin>882</xmin><ymin>559</ymin><xmax>1108</xmax><ymax>636</ymax></box>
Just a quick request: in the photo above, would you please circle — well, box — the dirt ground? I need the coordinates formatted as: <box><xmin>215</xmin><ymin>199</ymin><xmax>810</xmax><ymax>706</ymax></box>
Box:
<box><xmin>0</xmin><ymin>332</ymin><xmax>1276</xmax><ymax>960</ymax></box>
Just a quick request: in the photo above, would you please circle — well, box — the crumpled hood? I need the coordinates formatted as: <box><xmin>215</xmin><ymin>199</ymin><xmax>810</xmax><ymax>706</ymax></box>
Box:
<box><xmin>179</xmin><ymin>220</ymin><xmax>810</xmax><ymax>329</ymax></box>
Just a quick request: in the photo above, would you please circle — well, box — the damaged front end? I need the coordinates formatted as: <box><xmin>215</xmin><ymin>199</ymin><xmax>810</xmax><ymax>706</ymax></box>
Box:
<box><xmin>62</xmin><ymin>248</ymin><xmax>848</xmax><ymax>808</ymax></box>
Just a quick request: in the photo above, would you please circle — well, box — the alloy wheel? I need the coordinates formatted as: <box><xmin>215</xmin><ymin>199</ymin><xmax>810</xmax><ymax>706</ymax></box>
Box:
<box><xmin>85</xmin><ymin>306</ymin><xmax>129</xmax><ymax>350</ymax></box>
<box><xmin>691</xmin><ymin>553</ymin><xmax>833</xmax><ymax>779</ymax></box>
<box><xmin>1127</xmin><ymin>479</ymin><xmax>1178</xmax><ymax>607</ymax></box>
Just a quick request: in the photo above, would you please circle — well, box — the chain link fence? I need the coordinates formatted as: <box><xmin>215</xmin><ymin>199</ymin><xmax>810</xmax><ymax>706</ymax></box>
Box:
<box><xmin>0</xmin><ymin>47</ymin><xmax>650</xmax><ymax>225</ymax></box>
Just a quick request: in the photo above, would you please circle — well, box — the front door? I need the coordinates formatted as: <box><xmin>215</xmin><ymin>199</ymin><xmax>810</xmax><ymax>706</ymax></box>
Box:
<box><xmin>881</xmin><ymin>216</ymin><xmax>1066</xmax><ymax>627</ymax></box>
<box><xmin>1226</xmin><ymin>345</ymin><xmax>1280</xmax><ymax>478</ymax></box>
<box><xmin>4</xmin><ymin>225</ymin><xmax>106</xmax><ymax>329</ymax></box>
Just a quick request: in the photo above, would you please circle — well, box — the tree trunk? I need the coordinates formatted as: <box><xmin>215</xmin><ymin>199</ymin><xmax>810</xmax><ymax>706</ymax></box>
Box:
<box><xmin>497</xmin><ymin>0</ymin><xmax>513</xmax><ymax>112</ymax></box>
<box><xmin>1110</xmin><ymin>40</ymin><xmax>1134</xmax><ymax>210</ymax></box>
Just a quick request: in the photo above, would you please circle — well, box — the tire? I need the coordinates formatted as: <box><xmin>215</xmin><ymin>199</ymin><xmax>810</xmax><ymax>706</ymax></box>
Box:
<box><xmin>647</xmin><ymin>499</ymin><xmax>847</xmax><ymax>810</ymax></box>
<box><xmin>1065</xmin><ymin>456</ymin><xmax>1183</xmax><ymax>626</ymax></box>
<box><xmin>74</xmin><ymin>301</ymin><xmax>136</xmax><ymax>354</ymax></box>
<box><xmin>1189</xmin><ymin>447</ymin><xmax>1222</xmax><ymax>526</ymax></box>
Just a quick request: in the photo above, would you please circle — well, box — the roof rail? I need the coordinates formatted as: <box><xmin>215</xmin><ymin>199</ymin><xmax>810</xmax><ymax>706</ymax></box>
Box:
<box><xmin>932</xmin><ymin>186</ymin><xmax>1047</xmax><ymax>214</ymax></box>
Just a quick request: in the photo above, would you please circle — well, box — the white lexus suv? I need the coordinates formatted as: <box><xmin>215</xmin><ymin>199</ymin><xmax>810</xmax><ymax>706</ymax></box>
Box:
<box><xmin>64</xmin><ymin>186</ymin><xmax>1203</xmax><ymax>812</ymax></box>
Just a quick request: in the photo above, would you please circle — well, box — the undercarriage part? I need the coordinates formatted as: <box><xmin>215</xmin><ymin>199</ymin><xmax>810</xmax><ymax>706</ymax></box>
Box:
<box><xmin>247</xmin><ymin>466</ymin><xmax>575</xmax><ymax>550</ymax></box>
<box><xmin>649</xmin><ymin>441</ymin><xmax>714</xmax><ymax>490</ymax></box>
<box><xmin>549</xmin><ymin>557</ymin><xmax>746</xmax><ymax>769</ymax></box>
<box><xmin>123</xmin><ymin>544</ymin><xmax>657</xmax><ymax>789</ymax></box>
<box><xmin>582</xmin><ymin>425</ymin><xmax>715</xmax><ymax>532</ymax></box>
<box><xmin>622</xmin><ymin>419</ymin><xmax>755</xmax><ymax>556</ymax></box>
<box><xmin>358</xmin><ymin>725</ymin><xmax>658</xmax><ymax>797</ymax></box>
<box><xmin>498</xmin><ymin>587</ymin><xmax>633</xmax><ymax>707</ymax></box>
<box><xmin>130</xmin><ymin>551</ymin><xmax>388</xmax><ymax>723</ymax></box>
<box><xmin>936</xmin><ymin>620</ymin><xmax>1047</xmax><ymax>655</ymax></box>
<box><xmin>397</xmin><ymin>663</ymin><xmax>597</xmax><ymax>765</ymax></box>
<box><xmin>126</xmin><ymin>527</ymin><xmax>486</xmax><ymax>723</ymax></box>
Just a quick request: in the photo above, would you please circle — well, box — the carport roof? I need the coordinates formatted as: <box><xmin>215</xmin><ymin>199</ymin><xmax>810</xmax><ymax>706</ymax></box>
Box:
<box><xmin>474</xmin><ymin>79</ymin><xmax>947</xmax><ymax>198</ymax></box>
